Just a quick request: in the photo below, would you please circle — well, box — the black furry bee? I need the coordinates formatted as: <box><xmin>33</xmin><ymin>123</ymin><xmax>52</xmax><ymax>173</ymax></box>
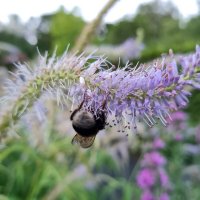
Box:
<box><xmin>70</xmin><ymin>99</ymin><xmax>107</xmax><ymax>148</ymax></box>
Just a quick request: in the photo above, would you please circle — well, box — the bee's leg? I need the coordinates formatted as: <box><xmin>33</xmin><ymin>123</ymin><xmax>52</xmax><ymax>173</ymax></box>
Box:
<box><xmin>70</xmin><ymin>100</ymin><xmax>85</xmax><ymax>120</ymax></box>
<box><xmin>95</xmin><ymin>94</ymin><xmax>109</xmax><ymax>130</ymax></box>
<box><xmin>70</xmin><ymin>92</ymin><xmax>87</xmax><ymax>120</ymax></box>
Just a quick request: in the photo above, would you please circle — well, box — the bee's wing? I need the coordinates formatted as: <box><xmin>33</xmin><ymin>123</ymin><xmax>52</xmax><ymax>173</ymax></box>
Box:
<box><xmin>71</xmin><ymin>134</ymin><xmax>96</xmax><ymax>148</ymax></box>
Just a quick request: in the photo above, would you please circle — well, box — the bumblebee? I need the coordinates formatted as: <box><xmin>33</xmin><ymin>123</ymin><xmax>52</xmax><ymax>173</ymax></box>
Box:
<box><xmin>70</xmin><ymin>99</ymin><xmax>107</xmax><ymax>148</ymax></box>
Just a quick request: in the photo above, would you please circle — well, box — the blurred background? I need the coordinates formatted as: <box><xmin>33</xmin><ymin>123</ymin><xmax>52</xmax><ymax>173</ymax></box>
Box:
<box><xmin>0</xmin><ymin>0</ymin><xmax>200</xmax><ymax>199</ymax></box>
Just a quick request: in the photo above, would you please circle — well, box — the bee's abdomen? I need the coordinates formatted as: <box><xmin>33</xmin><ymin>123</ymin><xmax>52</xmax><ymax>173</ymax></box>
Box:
<box><xmin>72</xmin><ymin>124</ymin><xmax>98</xmax><ymax>137</ymax></box>
<box><xmin>72</xmin><ymin>110</ymin><xmax>98</xmax><ymax>136</ymax></box>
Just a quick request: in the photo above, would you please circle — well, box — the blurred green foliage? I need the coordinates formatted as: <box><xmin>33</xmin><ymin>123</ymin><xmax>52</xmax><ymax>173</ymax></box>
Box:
<box><xmin>1</xmin><ymin>0</ymin><xmax>200</xmax><ymax>61</ymax></box>
<box><xmin>0</xmin><ymin>31</ymin><xmax>35</xmax><ymax>58</ymax></box>
<box><xmin>50</xmin><ymin>7</ymin><xmax>85</xmax><ymax>54</ymax></box>
<box><xmin>185</xmin><ymin>90</ymin><xmax>200</xmax><ymax>126</ymax></box>
<box><xmin>1</xmin><ymin>125</ymin><xmax>200</xmax><ymax>199</ymax></box>
<box><xmin>165</xmin><ymin>141</ymin><xmax>200</xmax><ymax>200</ymax></box>
<box><xmin>0</xmin><ymin>131</ymin><xmax>138</xmax><ymax>200</ymax></box>
<box><xmin>99</xmin><ymin>0</ymin><xmax>200</xmax><ymax>62</ymax></box>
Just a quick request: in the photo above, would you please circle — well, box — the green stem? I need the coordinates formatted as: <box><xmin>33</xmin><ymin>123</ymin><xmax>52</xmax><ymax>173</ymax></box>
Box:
<box><xmin>72</xmin><ymin>0</ymin><xmax>119</xmax><ymax>53</ymax></box>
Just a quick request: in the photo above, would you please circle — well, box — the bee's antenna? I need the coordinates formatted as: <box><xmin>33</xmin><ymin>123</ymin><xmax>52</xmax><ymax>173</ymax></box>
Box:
<box><xmin>70</xmin><ymin>92</ymin><xmax>86</xmax><ymax>120</ymax></box>
<box><xmin>78</xmin><ymin>100</ymin><xmax>84</xmax><ymax>109</ymax></box>
<box><xmin>78</xmin><ymin>90</ymin><xmax>88</xmax><ymax>110</ymax></box>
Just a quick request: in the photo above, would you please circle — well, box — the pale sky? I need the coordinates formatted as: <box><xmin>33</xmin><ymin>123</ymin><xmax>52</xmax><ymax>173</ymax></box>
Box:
<box><xmin>0</xmin><ymin>0</ymin><xmax>199</xmax><ymax>23</ymax></box>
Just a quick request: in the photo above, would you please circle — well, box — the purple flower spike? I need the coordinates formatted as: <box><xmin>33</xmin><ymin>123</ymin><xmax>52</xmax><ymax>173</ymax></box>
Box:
<box><xmin>72</xmin><ymin>46</ymin><xmax>200</xmax><ymax>131</ymax></box>
<box><xmin>1</xmin><ymin>45</ymin><xmax>200</xmax><ymax>134</ymax></box>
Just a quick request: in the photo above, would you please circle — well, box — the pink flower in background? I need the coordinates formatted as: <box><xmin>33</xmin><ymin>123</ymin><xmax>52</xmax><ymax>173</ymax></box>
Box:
<box><xmin>170</xmin><ymin>111</ymin><xmax>187</xmax><ymax>122</ymax></box>
<box><xmin>153</xmin><ymin>138</ymin><xmax>165</xmax><ymax>149</ymax></box>
<box><xmin>138</xmin><ymin>142</ymin><xmax>170</xmax><ymax>199</ymax></box>
<box><xmin>141</xmin><ymin>190</ymin><xmax>155</xmax><ymax>200</ymax></box>
<box><xmin>195</xmin><ymin>126</ymin><xmax>200</xmax><ymax>143</ymax></box>
<box><xmin>137</xmin><ymin>169</ymin><xmax>156</xmax><ymax>188</ymax></box>
<box><xmin>158</xmin><ymin>168</ymin><xmax>170</xmax><ymax>188</ymax></box>
<box><xmin>142</xmin><ymin>151</ymin><xmax>166</xmax><ymax>166</ymax></box>
<box><xmin>174</xmin><ymin>133</ymin><xmax>183</xmax><ymax>141</ymax></box>
<box><xmin>168</xmin><ymin>111</ymin><xmax>187</xmax><ymax>131</ymax></box>
<box><xmin>159</xmin><ymin>193</ymin><xmax>170</xmax><ymax>200</ymax></box>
